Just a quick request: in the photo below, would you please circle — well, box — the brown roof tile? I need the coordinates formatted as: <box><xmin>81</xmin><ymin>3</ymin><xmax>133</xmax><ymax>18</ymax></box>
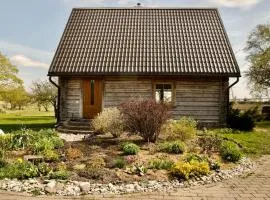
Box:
<box><xmin>48</xmin><ymin>8</ymin><xmax>240</xmax><ymax>77</ymax></box>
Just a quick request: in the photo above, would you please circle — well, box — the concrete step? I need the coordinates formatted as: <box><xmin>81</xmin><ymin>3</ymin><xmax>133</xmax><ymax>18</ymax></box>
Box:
<box><xmin>56</xmin><ymin>127</ymin><xmax>95</xmax><ymax>135</ymax></box>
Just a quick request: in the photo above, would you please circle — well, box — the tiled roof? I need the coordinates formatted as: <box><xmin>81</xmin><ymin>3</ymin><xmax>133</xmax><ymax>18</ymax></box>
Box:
<box><xmin>48</xmin><ymin>8</ymin><xmax>240</xmax><ymax>77</ymax></box>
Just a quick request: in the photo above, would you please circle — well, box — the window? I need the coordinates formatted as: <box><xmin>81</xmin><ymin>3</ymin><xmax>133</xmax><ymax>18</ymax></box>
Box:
<box><xmin>90</xmin><ymin>80</ymin><xmax>95</xmax><ymax>105</ymax></box>
<box><xmin>155</xmin><ymin>83</ymin><xmax>172</xmax><ymax>103</ymax></box>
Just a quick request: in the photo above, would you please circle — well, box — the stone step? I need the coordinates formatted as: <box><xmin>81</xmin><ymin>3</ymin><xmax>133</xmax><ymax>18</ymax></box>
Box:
<box><xmin>56</xmin><ymin>127</ymin><xmax>95</xmax><ymax>135</ymax></box>
<box><xmin>67</xmin><ymin>121</ymin><xmax>91</xmax><ymax>127</ymax></box>
<box><xmin>61</xmin><ymin>125</ymin><xmax>91</xmax><ymax>131</ymax></box>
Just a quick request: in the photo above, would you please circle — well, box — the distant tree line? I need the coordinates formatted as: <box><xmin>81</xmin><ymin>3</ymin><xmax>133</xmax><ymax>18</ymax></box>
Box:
<box><xmin>0</xmin><ymin>52</ymin><xmax>57</xmax><ymax>113</ymax></box>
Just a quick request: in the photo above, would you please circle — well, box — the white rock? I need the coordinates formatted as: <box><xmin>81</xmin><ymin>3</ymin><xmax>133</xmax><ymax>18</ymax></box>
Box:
<box><xmin>47</xmin><ymin>180</ymin><xmax>56</xmax><ymax>188</ymax></box>
<box><xmin>79</xmin><ymin>182</ymin><xmax>90</xmax><ymax>193</ymax></box>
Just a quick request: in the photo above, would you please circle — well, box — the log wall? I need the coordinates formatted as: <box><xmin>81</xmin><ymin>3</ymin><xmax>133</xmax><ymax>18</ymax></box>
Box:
<box><xmin>104</xmin><ymin>79</ymin><xmax>152</xmax><ymax>107</ymax></box>
<box><xmin>173</xmin><ymin>79</ymin><xmax>228</xmax><ymax>127</ymax></box>
<box><xmin>59</xmin><ymin>76</ymin><xmax>228</xmax><ymax>127</ymax></box>
<box><xmin>59</xmin><ymin>77</ymin><xmax>82</xmax><ymax>121</ymax></box>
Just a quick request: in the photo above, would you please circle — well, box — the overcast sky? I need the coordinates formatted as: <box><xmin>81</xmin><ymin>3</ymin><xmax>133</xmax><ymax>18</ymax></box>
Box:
<box><xmin>0</xmin><ymin>0</ymin><xmax>269</xmax><ymax>98</ymax></box>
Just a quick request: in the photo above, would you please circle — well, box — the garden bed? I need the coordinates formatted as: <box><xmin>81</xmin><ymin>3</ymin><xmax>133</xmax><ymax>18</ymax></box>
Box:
<box><xmin>0</xmin><ymin>156</ymin><xmax>254</xmax><ymax>196</ymax></box>
<box><xmin>0</xmin><ymin>101</ymin><xmax>260</xmax><ymax>196</ymax></box>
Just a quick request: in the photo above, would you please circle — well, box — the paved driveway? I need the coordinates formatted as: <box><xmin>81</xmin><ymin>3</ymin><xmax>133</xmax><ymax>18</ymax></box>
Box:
<box><xmin>1</xmin><ymin>156</ymin><xmax>270</xmax><ymax>200</ymax></box>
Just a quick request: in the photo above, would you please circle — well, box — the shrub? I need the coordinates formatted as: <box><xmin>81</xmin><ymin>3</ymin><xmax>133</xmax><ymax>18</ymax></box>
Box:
<box><xmin>120</xmin><ymin>99</ymin><xmax>170</xmax><ymax>142</ymax></box>
<box><xmin>197</xmin><ymin>131</ymin><xmax>223</xmax><ymax>154</ymax></box>
<box><xmin>11</xmin><ymin>130</ymin><xmax>33</xmax><ymax>149</ymax></box>
<box><xmin>149</xmin><ymin>158</ymin><xmax>174</xmax><ymax>170</ymax></box>
<box><xmin>0</xmin><ymin>134</ymin><xmax>14</xmax><ymax>150</ymax></box>
<box><xmin>32</xmin><ymin>138</ymin><xmax>55</xmax><ymax>153</ymax></box>
<box><xmin>162</xmin><ymin>117</ymin><xmax>197</xmax><ymax>141</ymax></box>
<box><xmin>159</xmin><ymin>141</ymin><xmax>186</xmax><ymax>154</ymax></box>
<box><xmin>171</xmin><ymin>160</ymin><xmax>210</xmax><ymax>180</ymax></box>
<box><xmin>66</xmin><ymin>147</ymin><xmax>83</xmax><ymax>160</ymax></box>
<box><xmin>37</xmin><ymin>162</ymin><xmax>52</xmax><ymax>175</ymax></box>
<box><xmin>133</xmin><ymin>165</ymin><xmax>148</xmax><ymax>176</ymax></box>
<box><xmin>209</xmin><ymin>160</ymin><xmax>221</xmax><ymax>171</ymax></box>
<box><xmin>220</xmin><ymin>141</ymin><xmax>242</xmax><ymax>162</ymax></box>
<box><xmin>50</xmin><ymin>136</ymin><xmax>64</xmax><ymax>149</ymax></box>
<box><xmin>122</xmin><ymin>143</ymin><xmax>140</xmax><ymax>155</ymax></box>
<box><xmin>0</xmin><ymin>160</ymin><xmax>39</xmax><ymax>179</ymax></box>
<box><xmin>185</xmin><ymin>154</ymin><xmax>221</xmax><ymax>171</ymax></box>
<box><xmin>55</xmin><ymin>162</ymin><xmax>67</xmax><ymax>171</ymax></box>
<box><xmin>113</xmin><ymin>157</ymin><xmax>126</xmax><ymax>169</ymax></box>
<box><xmin>227</xmin><ymin>107</ymin><xmax>255</xmax><ymax>131</ymax></box>
<box><xmin>124</xmin><ymin>155</ymin><xmax>136</xmax><ymax>164</ymax></box>
<box><xmin>86</xmin><ymin>157</ymin><xmax>106</xmax><ymax>169</ymax></box>
<box><xmin>42</xmin><ymin>149</ymin><xmax>59</xmax><ymax>162</ymax></box>
<box><xmin>78</xmin><ymin>168</ymin><xmax>107</xmax><ymax>180</ymax></box>
<box><xmin>50</xmin><ymin>170</ymin><xmax>70</xmax><ymax>180</ymax></box>
<box><xmin>92</xmin><ymin>107</ymin><xmax>124</xmax><ymax>138</ymax></box>
<box><xmin>245</xmin><ymin>105</ymin><xmax>264</xmax><ymax>122</ymax></box>
<box><xmin>185</xmin><ymin>153</ymin><xmax>208</xmax><ymax>163</ymax></box>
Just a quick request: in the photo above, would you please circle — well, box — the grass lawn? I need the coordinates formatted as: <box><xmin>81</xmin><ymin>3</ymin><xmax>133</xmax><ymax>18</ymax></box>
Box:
<box><xmin>0</xmin><ymin>106</ymin><xmax>56</xmax><ymax>132</ymax></box>
<box><xmin>223</xmin><ymin>121</ymin><xmax>270</xmax><ymax>156</ymax></box>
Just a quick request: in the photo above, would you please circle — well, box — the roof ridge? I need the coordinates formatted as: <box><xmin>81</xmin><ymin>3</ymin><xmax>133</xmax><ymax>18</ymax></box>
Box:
<box><xmin>72</xmin><ymin>7</ymin><xmax>218</xmax><ymax>10</ymax></box>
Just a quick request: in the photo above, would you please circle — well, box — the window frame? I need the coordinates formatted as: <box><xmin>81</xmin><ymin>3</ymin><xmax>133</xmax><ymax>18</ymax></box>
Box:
<box><xmin>152</xmin><ymin>80</ymin><xmax>175</xmax><ymax>106</ymax></box>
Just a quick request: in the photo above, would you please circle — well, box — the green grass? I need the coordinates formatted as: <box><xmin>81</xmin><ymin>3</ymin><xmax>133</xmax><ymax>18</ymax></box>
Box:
<box><xmin>0</xmin><ymin>107</ymin><xmax>55</xmax><ymax>132</ymax></box>
<box><xmin>223</xmin><ymin>121</ymin><xmax>270</xmax><ymax>156</ymax></box>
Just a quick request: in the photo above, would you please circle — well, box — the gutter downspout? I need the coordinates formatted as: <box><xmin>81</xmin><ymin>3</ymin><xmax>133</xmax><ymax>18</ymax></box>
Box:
<box><xmin>227</xmin><ymin>77</ymin><xmax>239</xmax><ymax>90</ymax></box>
<box><xmin>226</xmin><ymin>77</ymin><xmax>240</xmax><ymax>125</ymax></box>
<box><xmin>49</xmin><ymin>76</ymin><xmax>60</xmax><ymax>127</ymax></box>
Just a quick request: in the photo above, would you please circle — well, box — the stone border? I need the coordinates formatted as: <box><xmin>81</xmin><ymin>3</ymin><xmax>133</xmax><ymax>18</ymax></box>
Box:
<box><xmin>0</xmin><ymin>157</ymin><xmax>254</xmax><ymax>196</ymax></box>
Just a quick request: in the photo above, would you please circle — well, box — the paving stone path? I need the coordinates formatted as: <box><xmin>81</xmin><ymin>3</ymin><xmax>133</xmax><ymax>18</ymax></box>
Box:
<box><xmin>1</xmin><ymin>155</ymin><xmax>270</xmax><ymax>200</ymax></box>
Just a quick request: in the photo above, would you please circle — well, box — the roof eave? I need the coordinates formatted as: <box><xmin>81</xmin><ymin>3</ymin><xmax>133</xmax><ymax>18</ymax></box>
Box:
<box><xmin>47</xmin><ymin>72</ymin><xmax>241</xmax><ymax>77</ymax></box>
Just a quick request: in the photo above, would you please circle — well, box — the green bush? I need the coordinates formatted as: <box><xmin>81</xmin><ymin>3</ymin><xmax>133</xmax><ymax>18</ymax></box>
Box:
<box><xmin>42</xmin><ymin>149</ymin><xmax>59</xmax><ymax>162</ymax></box>
<box><xmin>92</xmin><ymin>107</ymin><xmax>124</xmax><ymax>138</ymax></box>
<box><xmin>122</xmin><ymin>143</ymin><xmax>140</xmax><ymax>155</ymax></box>
<box><xmin>185</xmin><ymin>153</ymin><xmax>208</xmax><ymax>163</ymax></box>
<box><xmin>220</xmin><ymin>141</ymin><xmax>242</xmax><ymax>162</ymax></box>
<box><xmin>50</xmin><ymin>136</ymin><xmax>64</xmax><ymax>149</ymax></box>
<box><xmin>10</xmin><ymin>130</ymin><xmax>32</xmax><ymax>149</ymax></box>
<box><xmin>149</xmin><ymin>158</ymin><xmax>174</xmax><ymax>170</ymax></box>
<box><xmin>50</xmin><ymin>170</ymin><xmax>70</xmax><ymax>180</ymax></box>
<box><xmin>228</xmin><ymin>107</ymin><xmax>255</xmax><ymax>131</ymax></box>
<box><xmin>0</xmin><ymin>160</ymin><xmax>39</xmax><ymax>179</ymax></box>
<box><xmin>113</xmin><ymin>157</ymin><xmax>126</xmax><ymax>169</ymax></box>
<box><xmin>162</xmin><ymin>117</ymin><xmax>197</xmax><ymax>141</ymax></box>
<box><xmin>37</xmin><ymin>162</ymin><xmax>52</xmax><ymax>175</ymax></box>
<box><xmin>159</xmin><ymin>141</ymin><xmax>186</xmax><ymax>154</ymax></box>
<box><xmin>171</xmin><ymin>160</ymin><xmax>210</xmax><ymax>180</ymax></box>
<box><xmin>32</xmin><ymin>138</ymin><xmax>55</xmax><ymax>153</ymax></box>
<box><xmin>0</xmin><ymin>134</ymin><xmax>14</xmax><ymax>150</ymax></box>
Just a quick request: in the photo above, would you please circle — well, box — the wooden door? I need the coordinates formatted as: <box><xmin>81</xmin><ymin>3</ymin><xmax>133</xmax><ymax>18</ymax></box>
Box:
<box><xmin>83</xmin><ymin>79</ymin><xmax>102</xmax><ymax>119</ymax></box>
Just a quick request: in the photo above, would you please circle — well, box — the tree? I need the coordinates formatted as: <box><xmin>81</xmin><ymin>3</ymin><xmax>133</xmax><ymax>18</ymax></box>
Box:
<box><xmin>1</xmin><ymin>86</ymin><xmax>30</xmax><ymax>109</ymax></box>
<box><xmin>0</xmin><ymin>52</ymin><xmax>23</xmax><ymax>92</ymax></box>
<box><xmin>31</xmin><ymin>80</ymin><xmax>57</xmax><ymax>113</ymax></box>
<box><xmin>245</xmin><ymin>24</ymin><xmax>270</xmax><ymax>88</ymax></box>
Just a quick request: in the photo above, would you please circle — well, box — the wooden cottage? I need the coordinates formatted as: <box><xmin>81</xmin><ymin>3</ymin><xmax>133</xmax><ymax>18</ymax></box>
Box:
<box><xmin>48</xmin><ymin>7</ymin><xmax>240</xmax><ymax>130</ymax></box>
